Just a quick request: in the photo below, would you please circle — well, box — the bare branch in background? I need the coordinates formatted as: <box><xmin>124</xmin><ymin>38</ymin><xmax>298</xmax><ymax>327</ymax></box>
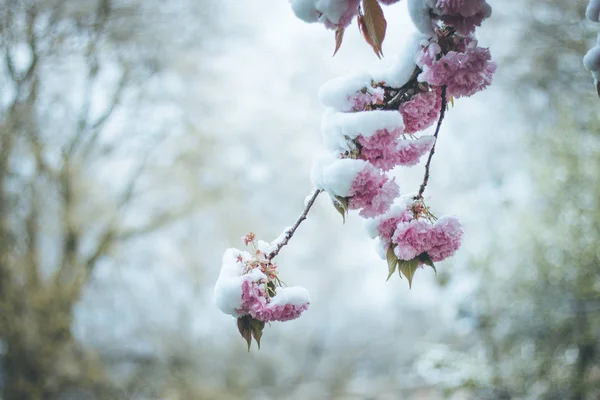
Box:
<box><xmin>78</xmin><ymin>66</ymin><xmax>130</xmax><ymax>161</ymax></box>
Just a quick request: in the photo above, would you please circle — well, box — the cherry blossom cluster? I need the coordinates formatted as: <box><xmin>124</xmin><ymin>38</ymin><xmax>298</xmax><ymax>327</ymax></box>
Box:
<box><xmin>416</xmin><ymin>36</ymin><xmax>495</xmax><ymax>99</ymax></box>
<box><xmin>365</xmin><ymin>199</ymin><xmax>463</xmax><ymax>284</ymax></box>
<box><xmin>214</xmin><ymin>234</ymin><xmax>310</xmax><ymax>349</ymax></box>
<box><xmin>584</xmin><ymin>0</ymin><xmax>600</xmax><ymax>95</ymax></box>
<box><xmin>215</xmin><ymin>1</ymin><xmax>495</xmax><ymax>349</ymax></box>
<box><xmin>310</xmin><ymin>0</ymin><xmax>493</xmax><ymax>282</ymax></box>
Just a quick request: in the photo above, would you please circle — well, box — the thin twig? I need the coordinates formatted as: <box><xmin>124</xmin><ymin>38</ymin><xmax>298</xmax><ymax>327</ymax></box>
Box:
<box><xmin>416</xmin><ymin>85</ymin><xmax>447</xmax><ymax>199</ymax></box>
<box><xmin>267</xmin><ymin>189</ymin><xmax>322</xmax><ymax>261</ymax></box>
<box><xmin>381</xmin><ymin>66</ymin><xmax>421</xmax><ymax>109</ymax></box>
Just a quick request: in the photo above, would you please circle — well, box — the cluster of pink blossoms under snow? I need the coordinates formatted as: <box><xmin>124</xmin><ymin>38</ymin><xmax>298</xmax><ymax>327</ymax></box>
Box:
<box><xmin>307</xmin><ymin>0</ymin><xmax>492</xmax><ymax>280</ymax></box>
<box><xmin>416</xmin><ymin>37</ymin><xmax>495</xmax><ymax>99</ymax></box>
<box><xmin>214</xmin><ymin>0</ymin><xmax>496</xmax><ymax>350</ymax></box>
<box><xmin>367</xmin><ymin>201</ymin><xmax>463</xmax><ymax>265</ymax></box>
<box><xmin>313</xmin><ymin>91</ymin><xmax>435</xmax><ymax>218</ymax></box>
<box><xmin>214</xmin><ymin>234</ymin><xmax>309</xmax><ymax>324</ymax></box>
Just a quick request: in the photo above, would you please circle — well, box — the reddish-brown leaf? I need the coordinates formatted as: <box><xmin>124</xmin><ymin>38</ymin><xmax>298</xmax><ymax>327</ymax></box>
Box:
<box><xmin>357</xmin><ymin>15</ymin><xmax>373</xmax><ymax>52</ymax></box>
<box><xmin>237</xmin><ymin>316</ymin><xmax>252</xmax><ymax>352</ymax></box>
<box><xmin>333</xmin><ymin>26</ymin><xmax>345</xmax><ymax>57</ymax></box>
<box><xmin>361</xmin><ymin>0</ymin><xmax>387</xmax><ymax>58</ymax></box>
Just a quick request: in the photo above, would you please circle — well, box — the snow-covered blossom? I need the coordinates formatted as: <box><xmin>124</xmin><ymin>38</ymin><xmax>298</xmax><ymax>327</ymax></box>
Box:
<box><xmin>347</xmin><ymin>163</ymin><xmax>399</xmax><ymax>217</ymax></box>
<box><xmin>312</xmin><ymin>157</ymin><xmax>399</xmax><ymax>218</ymax></box>
<box><xmin>356</xmin><ymin>128</ymin><xmax>403</xmax><ymax>171</ymax></box>
<box><xmin>254</xmin><ymin>287</ymin><xmax>311</xmax><ymax>322</ymax></box>
<box><xmin>399</xmin><ymin>89</ymin><xmax>442</xmax><ymax>133</ymax></box>
<box><xmin>395</xmin><ymin>136</ymin><xmax>436</xmax><ymax>166</ymax></box>
<box><xmin>240</xmin><ymin>278</ymin><xmax>268</xmax><ymax>317</ymax></box>
<box><xmin>369</xmin><ymin>202</ymin><xmax>463</xmax><ymax>264</ymax></box>
<box><xmin>355</xmin><ymin>132</ymin><xmax>435</xmax><ymax>169</ymax></box>
<box><xmin>319</xmin><ymin>73</ymin><xmax>376</xmax><ymax>112</ymax></box>
<box><xmin>213</xmin><ymin>242</ymin><xmax>310</xmax><ymax>323</ymax></box>
<box><xmin>417</xmin><ymin>38</ymin><xmax>496</xmax><ymax>98</ymax></box>
<box><xmin>349</xmin><ymin>86</ymin><xmax>385</xmax><ymax>111</ymax></box>
<box><xmin>371</xmin><ymin>32</ymin><xmax>429</xmax><ymax>88</ymax></box>
<box><xmin>434</xmin><ymin>0</ymin><xmax>492</xmax><ymax>35</ymax></box>
<box><xmin>427</xmin><ymin>216</ymin><xmax>463</xmax><ymax>262</ymax></box>
<box><xmin>587</xmin><ymin>0</ymin><xmax>600</xmax><ymax>23</ymax></box>
<box><xmin>415</xmin><ymin>40</ymin><xmax>441</xmax><ymax>67</ymax></box>
<box><xmin>320</xmin><ymin>109</ymin><xmax>405</xmax><ymax>151</ymax></box>
<box><xmin>393</xmin><ymin>218</ymin><xmax>434</xmax><ymax>260</ymax></box>
<box><xmin>312</xmin><ymin>156</ymin><xmax>367</xmax><ymax>197</ymax></box>
<box><xmin>366</xmin><ymin>204</ymin><xmax>413</xmax><ymax>242</ymax></box>
<box><xmin>408</xmin><ymin>0</ymin><xmax>436</xmax><ymax>37</ymax></box>
<box><xmin>290</xmin><ymin>0</ymin><xmax>360</xmax><ymax>29</ymax></box>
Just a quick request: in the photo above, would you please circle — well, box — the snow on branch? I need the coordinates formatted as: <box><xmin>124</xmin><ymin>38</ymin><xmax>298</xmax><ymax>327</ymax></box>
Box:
<box><xmin>214</xmin><ymin>0</ymin><xmax>495</xmax><ymax>350</ymax></box>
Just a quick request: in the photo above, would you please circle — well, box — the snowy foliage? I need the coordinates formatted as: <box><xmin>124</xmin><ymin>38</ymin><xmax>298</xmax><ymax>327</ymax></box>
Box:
<box><xmin>215</xmin><ymin>0</ymin><xmax>495</xmax><ymax>349</ymax></box>
<box><xmin>213</xmin><ymin>234</ymin><xmax>310</xmax><ymax>349</ymax></box>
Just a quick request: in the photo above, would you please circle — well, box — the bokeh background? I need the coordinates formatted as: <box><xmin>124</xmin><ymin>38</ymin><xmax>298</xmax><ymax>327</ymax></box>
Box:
<box><xmin>1</xmin><ymin>0</ymin><xmax>599</xmax><ymax>399</ymax></box>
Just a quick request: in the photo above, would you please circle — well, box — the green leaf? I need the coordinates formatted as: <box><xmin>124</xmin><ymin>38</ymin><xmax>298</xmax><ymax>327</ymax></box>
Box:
<box><xmin>418</xmin><ymin>252</ymin><xmax>437</xmax><ymax>274</ymax></box>
<box><xmin>399</xmin><ymin>259</ymin><xmax>419</xmax><ymax>289</ymax></box>
<box><xmin>386</xmin><ymin>245</ymin><xmax>398</xmax><ymax>281</ymax></box>
<box><xmin>333</xmin><ymin>196</ymin><xmax>348</xmax><ymax>223</ymax></box>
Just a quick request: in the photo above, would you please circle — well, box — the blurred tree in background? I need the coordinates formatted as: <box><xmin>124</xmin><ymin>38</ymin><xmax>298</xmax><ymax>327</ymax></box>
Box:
<box><xmin>1</xmin><ymin>1</ymin><xmax>599</xmax><ymax>399</ymax></box>
<box><xmin>441</xmin><ymin>2</ymin><xmax>600</xmax><ymax>399</ymax></box>
<box><xmin>0</xmin><ymin>0</ymin><xmax>220</xmax><ymax>398</ymax></box>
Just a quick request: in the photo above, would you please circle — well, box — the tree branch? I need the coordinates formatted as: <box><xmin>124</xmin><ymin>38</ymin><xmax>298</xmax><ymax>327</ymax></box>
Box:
<box><xmin>84</xmin><ymin>229</ymin><xmax>115</xmax><ymax>272</ymax></box>
<box><xmin>267</xmin><ymin>189</ymin><xmax>322</xmax><ymax>261</ymax></box>
<box><xmin>25</xmin><ymin>180</ymin><xmax>40</xmax><ymax>288</ymax></box>
<box><xmin>416</xmin><ymin>85</ymin><xmax>447</xmax><ymax>200</ymax></box>
<box><xmin>67</xmin><ymin>1</ymin><xmax>113</xmax><ymax>158</ymax></box>
<box><xmin>78</xmin><ymin>66</ymin><xmax>129</xmax><ymax>162</ymax></box>
<box><xmin>116</xmin><ymin>205</ymin><xmax>194</xmax><ymax>241</ymax></box>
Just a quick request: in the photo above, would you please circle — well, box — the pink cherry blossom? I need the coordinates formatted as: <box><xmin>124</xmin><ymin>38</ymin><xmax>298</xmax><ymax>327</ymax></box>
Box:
<box><xmin>239</xmin><ymin>279</ymin><xmax>268</xmax><ymax>317</ymax></box>
<box><xmin>322</xmin><ymin>0</ymin><xmax>361</xmax><ymax>29</ymax></box>
<box><xmin>254</xmin><ymin>302</ymin><xmax>310</xmax><ymax>322</ymax></box>
<box><xmin>399</xmin><ymin>89</ymin><xmax>442</xmax><ymax>134</ymax></box>
<box><xmin>376</xmin><ymin>209</ymin><xmax>414</xmax><ymax>246</ymax></box>
<box><xmin>417</xmin><ymin>39</ymin><xmax>496</xmax><ymax>98</ymax></box>
<box><xmin>391</xmin><ymin>219</ymin><xmax>435</xmax><ymax>261</ymax></box>
<box><xmin>427</xmin><ymin>216</ymin><xmax>463</xmax><ymax>262</ymax></box>
<box><xmin>240</xmin><ymin>276</ymin><xmax>310</xmax><ymax>322</ymax></box>
<box><xmin>415</xmin><ymin>41</ymin><xmax>442</xmax><ymax>68</ymax></box>
<box><xmin>357</xmin><ymin>131</ymin><xmax>434</xmax><ymax>170</ymax></box>
<box><xmin>395</xmin><ymin>136</ymin><xmax>436</xmax><ymax>166</ymax></box>
<box><xmin>356</xmin><ymin>128</ymin><xmax>402</xmax><ymax>171</ymax></box>
<box><xmin>435</xmin><ymin>0</ymin><xmax>492</xmax><ymax>35</ymax></box>
<box><xmin>348</xmin><ymin>163</ymin><xmax>399</xmax><ymax>218</ymax></box>
<box><xmin>349</xmin><ymin>86</ymin><xmax>385</xmax><ymax>111</ymax></box>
